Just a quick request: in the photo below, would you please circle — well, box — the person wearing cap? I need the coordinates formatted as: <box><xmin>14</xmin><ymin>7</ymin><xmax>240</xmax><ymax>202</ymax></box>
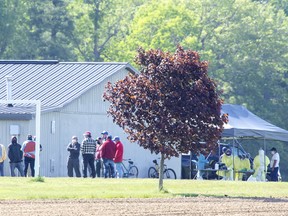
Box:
<box><xmin>67</xmin><ymin>136</ymin><xmax>81</xmax><ymax>177</ymax></box>
<box><xmin>113</xmin><ymin>136</ymin><xmax>124</xmax><ymax>178</ymax></box>
<box><xmin>0</xmin><ymin>143</ymin><xmax>7</xmax><ymax>176</ymax></box>
<box><xmin>8</xmin><ymin>136</ymin><xmax>24</xmax><ymax>177</ymax></box>
<box><xmin>270</xmin><ymin>147</ymin><xmax>280</xmax><ymax>181</ymax></box>
<box><xmin>95</xmin><ymin>137</ymin><xmax>103</xmax><ymax>177</ymax></box>
<box><xmin>81</xmin><ymin>131</ymin><xmax>97</xmax><ymax>178</ymax></box>
<box><xmin>21</xmin><ymin>134</ymin><xmax>36</xmax><ymax>177</ymax></box>
<box><xmin>101</xmin><ymin>131</ymin><xmax>109</xmax><ymax>141</ymax></box>
<box><xmin>100</xmin><ymin>135</ymin><xmax>116</xmax><ymax>178</ymax></box>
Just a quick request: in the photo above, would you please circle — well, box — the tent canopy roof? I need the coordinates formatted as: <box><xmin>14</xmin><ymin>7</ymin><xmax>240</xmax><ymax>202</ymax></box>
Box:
<box><xmin>221</xmin><ymin>104</ymin><xmax>288</xmax><ymax>142</ymax></box>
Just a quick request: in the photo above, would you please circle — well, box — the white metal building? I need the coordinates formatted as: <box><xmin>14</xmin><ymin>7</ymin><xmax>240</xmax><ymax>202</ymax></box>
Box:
<box><xmin>0</xmin><ymin>60</ymin><xmax>180</xmax><ymax>178</ymax></box>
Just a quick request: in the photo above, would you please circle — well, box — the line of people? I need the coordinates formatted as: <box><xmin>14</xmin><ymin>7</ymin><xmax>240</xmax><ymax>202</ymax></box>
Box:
<box><xmin>67</xmin><ymin>130</ymin><xmax>124</xmax><ymax>178</ymax></box>
<box><xmin>0</xmin><ymin>135</ymin><xmax>41</xmax><ymax>177</ymax></box>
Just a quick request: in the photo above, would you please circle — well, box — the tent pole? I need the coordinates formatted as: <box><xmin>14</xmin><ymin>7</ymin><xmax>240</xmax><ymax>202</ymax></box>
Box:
<box><xmin>264</xmin><ymin>137</ymin><xmax>267</xmax><ymax>179</ymax></box>
<box><xmin>232</xmin><ymin>138</ymin><xmax>235</xmax><ymax>181</ymax></box>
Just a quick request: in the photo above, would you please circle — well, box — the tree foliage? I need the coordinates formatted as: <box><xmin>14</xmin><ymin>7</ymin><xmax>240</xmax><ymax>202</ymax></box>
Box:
<box><xmin>104</xmin><ymin>46</ymin><xmax>227</xmax><ymax>158</ymax></box>
<box><xmin>107</xmin><ymin>0</ymin><xmax>288</xmax><ymax>131</ymax></box>
<box><xmin>0</xmin><ymin>0</ymin><xmax>24</xmax><ymax>57</ymax></box>
<box><xmin>67</xmin><ymin>0</ymin><xmax>142</xmax><ymax>61</ymax></box>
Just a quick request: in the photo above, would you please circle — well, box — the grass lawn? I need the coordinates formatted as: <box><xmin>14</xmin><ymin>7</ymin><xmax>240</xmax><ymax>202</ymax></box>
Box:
<box><xmin>0</xmin><ymin>177</ymin><xmax>287</xmax><ymax>200</ymax></box>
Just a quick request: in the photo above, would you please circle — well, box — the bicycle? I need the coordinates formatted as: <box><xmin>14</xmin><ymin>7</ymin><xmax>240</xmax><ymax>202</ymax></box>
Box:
<box><xmin>148</xmin><ymin>159</ymin><xmax>177</xmax><ymax>179</ymax></box>
<box><xmin>120</xmin><ymin>159</ymin><xmax>139</xmax><ymax>178</ymax></box>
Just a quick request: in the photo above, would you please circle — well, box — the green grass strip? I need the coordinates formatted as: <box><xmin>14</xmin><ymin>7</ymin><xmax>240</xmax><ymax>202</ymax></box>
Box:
<box><xmin>0</xmin><ymin>177</ymin><xmax>287</xmax><ymax>200</ymax></box>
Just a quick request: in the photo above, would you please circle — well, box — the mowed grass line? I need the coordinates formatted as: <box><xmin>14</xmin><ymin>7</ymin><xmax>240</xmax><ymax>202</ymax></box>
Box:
<box><xmin>0</xmin><ymin>178</ymin><xmax>288</xmax><ymax>200</ymax></box>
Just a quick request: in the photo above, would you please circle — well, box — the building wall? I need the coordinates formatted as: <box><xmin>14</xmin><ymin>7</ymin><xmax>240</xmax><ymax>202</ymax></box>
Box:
<box><xmin>56</xmin><ymin>68</ymin><xmax>181</xmax><ymax>178</ymax></box>
<box><xmin>0</xmin><ymin>119</ymin><xmax>33</xmax><ymax>176</ymax></box>
<box><xmin>0</xmin><ymin>68</ymin><xmax>181</xmax><ymax>178</ymax></box>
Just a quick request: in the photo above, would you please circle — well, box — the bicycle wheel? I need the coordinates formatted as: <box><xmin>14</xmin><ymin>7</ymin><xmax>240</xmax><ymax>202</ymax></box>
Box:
<box><xmin>128</xmin><ymin>166</ymin><xmax>139</xmax><ymax>178</ymax></box>
<box><xmin>148</xmin><ymin>167</ymin><xmax>158</xmax><ymax>178</ymax></box>
<box><xmin>163</xmin><ymin>168</ymin><xmax>177</xmax><ymax>179</ymax></box>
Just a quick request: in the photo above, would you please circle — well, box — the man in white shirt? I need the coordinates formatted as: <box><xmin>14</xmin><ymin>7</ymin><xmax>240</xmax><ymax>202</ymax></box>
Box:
<box><xmin>270</xmin><ymin>147</ymin><xmax>280</xmax><ymax>182</ymax></box>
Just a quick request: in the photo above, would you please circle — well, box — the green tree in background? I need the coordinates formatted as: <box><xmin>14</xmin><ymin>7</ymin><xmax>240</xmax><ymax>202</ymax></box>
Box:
<box><xmin>1</xmin><ymin>0</ymin><xmax>76</xmax><ymax>60</ymax></box>
<box><xmin>0</xmin><ymin>0</ymin><xmax>24</xmax><ymax>57</ymax></box>
<box><xmin>109</xmin><ymin>0</ymin><xmax>288</xmax><ymax>130</ymax></box>
<box><xmin>67</xmin><ymin>0</ymin><xmax>143</xmax><ymax>61</ymax></box>
<box><xmin>24</xmin><ymin>0</ymin><xmax>75</xmax><ymax>60</ymax></box>
<box><xmin>253</xmin><ymin>0</ymin><xmax>288</xmax><ymax>15</ymax></box>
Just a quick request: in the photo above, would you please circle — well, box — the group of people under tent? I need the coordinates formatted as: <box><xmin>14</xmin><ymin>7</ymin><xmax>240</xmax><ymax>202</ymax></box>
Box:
<box><xmin>196</xmin><ymin>146</ymin><xmax>280</xmax><ymax>182</ymax></box>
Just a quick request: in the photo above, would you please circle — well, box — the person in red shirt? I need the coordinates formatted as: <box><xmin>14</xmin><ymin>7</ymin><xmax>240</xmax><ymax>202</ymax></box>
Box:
<box><xmin>95</xmin><ymin>137</ymin><xmax>103</xmax><ymax>177</ymax></box>
<box><xmin>113</xmin><ymin>136</ymin><xmax>124</xmax><ymax>178</ymax></box>
<box><xmin>100</xmin><ymin>135</ymin><xmax>116</xmax><ymax>178</ymax></box>
<box><xmin>21</xmin><ymin>135</ymin><xmax>35</xmax><ymax>177</ymax></box>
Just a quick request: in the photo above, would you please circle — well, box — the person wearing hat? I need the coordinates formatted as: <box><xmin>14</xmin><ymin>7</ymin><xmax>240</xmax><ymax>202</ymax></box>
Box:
<box><xmin>113</xmin><ymin>136</ymin><xmax>124</xmax><ymax>178</ymax></box>
<box><xmin>81</xmin><ymin>131</ymin><xmax>97</xmax><ymax>178</ymax></box>
<box><xmin>67</xmin><ymin>136</ymin><xmax>81</xmax><ymax>177</ymax></box>
<box><xmin>8</xmin><ymin>136</ymin><xmax>24</xmax><ymax>177</ymax></box>
<box><xmin>270</xmin><ymin>147</ymin><xmax>280</xmax><ymax>181</ymax></box>
<box><xmin>101</xmin><ymin>131</ymin><xmax>109</xmax><ymax>141</ymax></box>
<box><xmin>100</xmin><ymin>135</ymin><xmax>116</xmax><ymax>178</ymax></box>
<box><xmin>21</xmin><ymin>134</ymin><xmax>36</xmax><ymax>177</ymax></box>
<box><xmin>0</xmin><ymin>143</ymin><xmax>7</xmax><ymax>176</ymax></box>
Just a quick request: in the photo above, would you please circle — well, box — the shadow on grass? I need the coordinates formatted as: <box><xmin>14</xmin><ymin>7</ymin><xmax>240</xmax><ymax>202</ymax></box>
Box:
<box><xmin>30</xmin><ymin>176</ymin><xmax>45</xmax><ymax>183</ymax></box>
<box><xmin>173</xmin><ymin>193</ymin><xmax>199</xmax><ymax>197</ymax></box>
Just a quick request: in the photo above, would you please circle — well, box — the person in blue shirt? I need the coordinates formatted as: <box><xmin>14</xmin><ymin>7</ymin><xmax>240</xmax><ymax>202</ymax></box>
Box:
<box><xmin>196</xmin><ymin>150</ymin><xmax>208</xmax><ymax>180</ymax></box>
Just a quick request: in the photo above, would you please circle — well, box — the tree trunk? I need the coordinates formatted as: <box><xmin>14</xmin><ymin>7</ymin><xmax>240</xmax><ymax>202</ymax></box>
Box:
<box><xmin>158</xmin><ymin>153</ymin><xmax>165</xmax><ymax>191</ymax></box>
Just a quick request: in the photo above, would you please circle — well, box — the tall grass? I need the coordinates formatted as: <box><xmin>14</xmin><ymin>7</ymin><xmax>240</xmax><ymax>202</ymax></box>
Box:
<box><xmin>0</xmin><ymin>177</ymin><xmax>287</xmax><ymax>200</ymax></box>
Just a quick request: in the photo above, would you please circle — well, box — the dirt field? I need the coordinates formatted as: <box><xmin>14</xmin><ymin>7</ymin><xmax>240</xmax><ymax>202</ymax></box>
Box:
<box><xmin>1</xmin><ymin>196</ymin><xmax>288</xmax><ymax>216</ymax></box>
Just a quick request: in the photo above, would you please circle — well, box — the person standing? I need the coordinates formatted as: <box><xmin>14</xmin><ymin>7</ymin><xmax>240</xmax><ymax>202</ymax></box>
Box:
<box><xmin>101</xmin><ymin>131</ymin><xmax>109</xmax><ymax>141</ymax></box>
<box><xmin>0</xmin><ymin>143</ymin><xmax>7</xmax><ymax>176</ymax></box>
<box><xmin>8</xmin><ymin>136</ymin><xmax>24</xmax><ymax>177</ymax></box>
<box><xmin>253</xmin><ymin>149</ymin><xmax>270</xmax><ymax>181</ymax></box>
<box><xmin>81</xmin><ymin>131</ymin><xmax>96</xmax><ymax>178</ymax></box>
<box><xmin>113</xmin><ymin>136</ymin><xmax>124</xmax><ymax>178</ymax></box>
<box><xmin>67</xmin><ymin>136</ymin><xmax>81</xmax><ymax>177</ymax></box>
<box><xmin>270</xmin><ymin>147</ymin><xmax>280</xmax><ymax>182</ymax></box>
<box><xmin>196</xmin><ymin>150</ymin><xmax>208</xmax><ymax>180</ymax></box>
<box><xmin>95</xmin><ymin>137</ymin><xmax>103</xmax><ymax>178</ymax></box>
<box><xmin>21</xmin><ymin>135</ymin><xmax>36</xmax><ymax>177</ymax></box>
<box><xmin>100</xmin><ymin>135</ymin><xmax>116</xmax><ymax>178</ymax></box>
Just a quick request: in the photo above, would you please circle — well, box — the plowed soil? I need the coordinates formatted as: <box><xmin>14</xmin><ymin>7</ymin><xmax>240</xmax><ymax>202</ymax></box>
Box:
<box><xmin>1</xmin><ymin>197</ymin><xmax>288</xmax><ymax>216</ymax></box>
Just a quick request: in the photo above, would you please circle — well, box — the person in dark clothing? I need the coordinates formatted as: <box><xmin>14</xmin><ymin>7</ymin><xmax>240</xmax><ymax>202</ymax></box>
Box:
<box><xmin>8</xmin><ymin>136</ymin><xmax>24</xmax><ymax>177</ymax></box>
<box><xmin>100</xmin><ymin>135</ymin><xmax>116</xmax><ymax>178</ymax></box>
<box><xmin>81</xmin><ymin>131</ymin><xmax>96</xmax><ymax>178</ymax></box>
<box><xmin>67</xmin><ymin>136</ymin><xmax>81</xmax><ymax>177</ymax></box>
